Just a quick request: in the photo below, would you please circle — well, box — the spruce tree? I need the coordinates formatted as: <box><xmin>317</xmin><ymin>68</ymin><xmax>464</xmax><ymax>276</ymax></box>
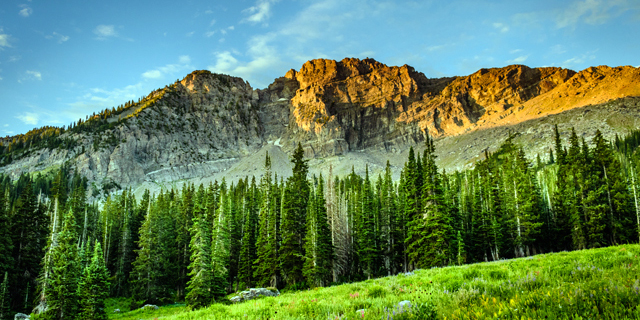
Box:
<box><xmin>254</xmin><ymin>153</ymin><xmax>279</xmax><ymax>287</ymax></box>
<box><xmin>280</xmin><ymin>143</ymin><xmax>310</xmax><ymax>287</ymax></box>
<box><xmin>0</xmin><ymin>186</ymin><xmax>12</xmax><ymax>278</ymax></box>
<box><xmin>77</xmin><ymin>242</ymin><xmax>110</xmax><ymax>320</ymax></box>
<box><xmin>210</xmin><ymin>180</ymin><xmax>230</xmax><ymax>298</ymax></box>
<box><xmin>44</xmin><ymin>208</ymin><xmax>80</xmax><ymax>320</ymax></box>
<box><xmin>0</xmin><ymin>272</ymin><xmax>9</xmax><ymax>320</ymax></box>
<box><xmin>303</xmin><ymin>175</ymin><xmax>333</xmax><ymax>287</ymax></box>
<box><xmin>11</xmin><ymin>177</ymin><xmax>48</xmax><ymax>313</ymax></box>
<box><xmin>185</xmin><ymin>185</ymin><xmax>213</xmax><ymax>309</ymax></box>
<box><xmin>238</xmin><ymin>178</ymin><xmax>258</xmax><ymax>289</ymax></box>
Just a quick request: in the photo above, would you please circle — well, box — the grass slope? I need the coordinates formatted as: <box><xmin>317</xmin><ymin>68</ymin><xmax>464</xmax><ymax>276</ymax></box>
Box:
<box><xmin>108</xmin><ymin>244</ymin><xmax>640</xmax><ymax>319</ymax></box>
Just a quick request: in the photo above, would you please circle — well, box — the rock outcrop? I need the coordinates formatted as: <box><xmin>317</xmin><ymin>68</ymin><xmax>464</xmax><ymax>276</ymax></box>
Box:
<box><xmin>230</xmin><ymin>288</ymin><xmax>280</xmax><ymax>303</ymax></box>
<box><xmin>1</xmin><ymin>58</ymin><xmax>639</xmax><ymax>196</ymax></box>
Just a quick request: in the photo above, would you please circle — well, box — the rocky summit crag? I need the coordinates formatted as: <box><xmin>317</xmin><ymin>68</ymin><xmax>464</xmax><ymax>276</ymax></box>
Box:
<box><xmin>1</xmin><ymin>58</ymin><xmax>639</xmax><ymax>197</ymax></box>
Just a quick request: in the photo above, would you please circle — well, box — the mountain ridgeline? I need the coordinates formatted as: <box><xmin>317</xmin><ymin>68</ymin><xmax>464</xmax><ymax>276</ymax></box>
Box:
<box><xmin>1</xmin><ymin>58</ymin><xmax>640</xmax><ymax>195</ymax></box>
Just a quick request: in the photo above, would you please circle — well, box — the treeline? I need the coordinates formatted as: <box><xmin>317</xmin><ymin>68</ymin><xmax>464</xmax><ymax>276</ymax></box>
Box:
<box><xmin>0</xmin><ymin>128</ymin><xmax>639</xmax><ymax>319</ymax></box>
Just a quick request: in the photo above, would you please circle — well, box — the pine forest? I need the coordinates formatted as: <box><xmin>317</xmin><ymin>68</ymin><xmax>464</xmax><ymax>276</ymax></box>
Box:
<box><xmin>0</xmin><ymin>127</ymin><xmax>640</xmax><ymax>319</ymax></box>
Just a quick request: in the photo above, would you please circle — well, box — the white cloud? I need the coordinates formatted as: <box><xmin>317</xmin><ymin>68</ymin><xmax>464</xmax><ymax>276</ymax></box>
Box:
<box><xmin>45</xmin><ymin>32</ymin><xmax>70</xmax><ymax>43</ymax></box>
<box><xmin>94</xmin><ymin>25</ymin><xmax>117</xmax><ymax>39</ymax></box>
<box><xmin>0</xmin><ymin>29</ymin><xmax>11</xmax><ymax>48</ymax></box>
<box><xmin>509</xmin><ymin>49</ymin><xmax>522</xmax><ymax>54</ymax></box>
<box><xmin>242</xmin><ymin>0</ymin><xmax>278</xmax><ymax>24</ymax></box>
<box><xmin>210</xmin><ymin>19</ymin><xmax>217</xmax><ymax>26</ymax></box>
<box><xmin>205</xmin><ymin>31</ymin><xmax>216</xmax><ymax>37</ymax></box>
<box><xmin>561</xmin><ymin>52</ymin><xmax>597</xmax><ymax>68</ymax></box>
<box><xmin>556</xmin><ymin>0</ymin><xmax>639</xmax><ymax>28</ymax></box>
<box><xmin>205</xmin><ymin>10</ymin><xmax>214</xmax><ymax>14</ymax></box>
<box><xmin>492</xmin><ymin>22</ymin><xmax>509</xmax><ymax>33</ymax></box>
<box><xmin>142</xmin><ymin>70</ymin><xmax>162</xmax><ymax>79</ymax></box>
<box><xmin>19</xmin><ymin>4</ymin><xmax>32</xmax><ymax>17</ymax></box>
<box><xmin>17</xmin><ymin>112</ymin><xmax>39</xmax><ymax>125</ymax></box>
<box><xmin>179</xmin><ymin>55</ymin><xmax>191</xmax><ymax>64</ymax></box>
<box><xmin>186</xmin><ymin>31</ymin><xmax>195</xmax><ymax>37</ymax></box>
<box><xmin>506</xmin><ymin>55</ymin><xmax>529</xmax><ymax>64</ymax></box>
<box><xmin>141</xmin><ymin>56</ymin><xmax>193</xmax><ymax>80</ymax></box>
<box><xmin>22</xmin><ymin>70</ymin><xmax>42</xmax><ymax>82</ymax></box>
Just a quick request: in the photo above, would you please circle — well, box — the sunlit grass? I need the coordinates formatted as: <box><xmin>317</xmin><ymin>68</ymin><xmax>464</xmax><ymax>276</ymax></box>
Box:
<box><xmin>108</xmin><ymin>244</ymin><xmax>640</xmax><ymax>319</ymax></box>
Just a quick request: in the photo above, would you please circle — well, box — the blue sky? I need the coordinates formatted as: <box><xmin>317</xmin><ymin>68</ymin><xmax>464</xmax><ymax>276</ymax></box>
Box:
<box><xmin>1</xmin><ymin>0</ymin><xmax>639</xmax><ymax>136</ymax></box>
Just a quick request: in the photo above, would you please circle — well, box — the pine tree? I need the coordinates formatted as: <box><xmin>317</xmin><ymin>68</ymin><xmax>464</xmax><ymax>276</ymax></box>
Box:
<box><xmin>77</xmin><ymin>242</ymin><xmax>110</xmax><ymax>320</ymax></box>
<box><xmin>254</xmin><ymin>153</ymin><xmax>279</xmax><ymax>287</ymax></box>
<box><xmin>303</xmin><ymin>175</ymin><xmax>333</xmax><ymax>287</ymax></box>
<box><xmin>357</xmin><ymin>167</ymin><xmax>377</xmax><ymax>278</ymax></box>
<box><xmin>185</xmin><ymin>185</ymin><xmax>213</xmax><ymax>309</ymax></box>
<box><xmin>44</xmin><ymin>208</ymin><xmax>80</xmax><ymax>320</ymax></box>
<box><xmin>408</xmin><ymin>136</ymin><xmax>452</xmax><ymax>267</ymax></box>
<box><xmin>211</xmin><ymin>180</ymin><xmax>230</xmax><ymax>299</ymax></box>
<box><xmin>11</xmin><ymin>177</ymin><xmax>49</xmax><ymax>313</ymax></box>
<box><xmin>0</xmin><ymin>272</ymin><xmax>9</xmax><ymax>320</ymax></box>
<box><xmin>280</xmin><ymin>143</ymin><xmax>310</xmax><ymax>287</ymax></box>
<box><xmin>238</xmin><ymin>178</ymin><xmax>258</xmax><ymax>289</ymax></box>
<box><xmin>0</xmin><ymin>186</ymin><xmax>13</xmax><ymax>278</ymax></box>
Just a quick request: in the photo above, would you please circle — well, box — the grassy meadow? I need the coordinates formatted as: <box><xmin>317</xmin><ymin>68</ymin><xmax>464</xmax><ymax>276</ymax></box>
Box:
<box><xmin>107</xmin><ymin>244</ymin><xmax>640</xmax><ymax>319</ymax></box>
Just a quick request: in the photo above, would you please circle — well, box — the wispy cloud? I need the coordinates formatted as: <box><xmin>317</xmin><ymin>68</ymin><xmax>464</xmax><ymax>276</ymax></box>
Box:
<box><xmin>45</xmin><ymin>32</ymin><xmax>70</xmax><ymax>43</ymax></box>
<box><xmin>19</xmin><ymin>70</ymin><xmax>42</xmax><ymax>83</ymax></box>
<box><xmin>506</xmin><ymin>55</ymin><xmax>529</xmax><ymax>64</ymax></box>
<box><xmin>141</xmin><ymin>55</ymin><xmax>193</xmax><ymax>80</ymax></box>
<box><xmin>492</xmin><ymin>22</ymin><xmax>509</xmax><ymax>33</ymax></box>
<box><xmin>94</xmin><ymin>25</ymin><xmax>117</xmax><ymax>39</ymax></box>
<box><xmin>17</xmin><ymin>112</ymin><xmax>39</xmax><ymax>125</ymax></box>
<box><xmin>19</xmin><ymin>4</ymin><xmax>32</xmax><ymax>17</ymax></box>
<box><xmin>205</xmin><ymin>31</ymin><xmax>216</xmax><ymax>38</ymax></box>
<box><xmin>556</xmin><ymin>0</ymin><xmax>639</xmax><ymax>29</ymax></box>
<box><xmin>0</xmin><ymin>29</ymin><xmax>11</xmax><ymax>48</ymax></box>
<box><xmin>561</xmin><ymin>52</ymin><xmax>597</xmax><ymax>68</ymax></box>
<box><xmin>242</xmin><ymin>0</ymin><xmax>279</xmax><ymax>25</ymax></box>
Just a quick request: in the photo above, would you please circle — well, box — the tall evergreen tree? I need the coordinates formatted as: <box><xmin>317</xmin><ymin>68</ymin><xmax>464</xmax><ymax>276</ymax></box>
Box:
<box><xmin>211</xmin><ymin>180</ymin><xmax>230</xmax><ymax>298</ymax></box>
<box><xmin>0</xmin><ymin>186</ymin><xmax>12</xmax><ymax>278</ymax></box>
<box><xmin>44</xmin><ymin>208</ymin><xmax>80</xmax><ymax>320</ymax></box>
<box><xmin>77</xmin><ymin>242</ymin><xmax>110</xmax><ymax>320</ymax></box>
<box><xmin>0</xmin><ymin>272</ymin><xmax>9</xmax><ymax>320</ymax></box>
<box><xmin>280</xmin><ymin>143</ymin><xmax>310</xmax><ymax>287</ymax></box>
<box><xmin>11</xmin><ymin>177</ymin><xmax>48</xmax><ymax>313</ymax></box>
<box><xmin>303</xmin><ymin>175</ymin><xmax>333</xmax><ymax>287</ymax></box>
<box><xmin>185</xmin><ymin>185</ymin><xmax>213</xmax><ymax>309</ymax></box>
<box><xmin>238</xmin><ymin>178</ymin><xmax>258</xmax><ymax>288</ymax></box>
<box><xmin>254</xmin><ymin>153</ymin><xmax>279</xmax><ymax>287</ymax></box>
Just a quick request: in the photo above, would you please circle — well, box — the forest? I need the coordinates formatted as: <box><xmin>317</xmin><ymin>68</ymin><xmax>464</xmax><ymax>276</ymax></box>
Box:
<box><xmin>0</xmin><ymin>126</ymin><xmax>639</xmax><ymax>320</ymax></box>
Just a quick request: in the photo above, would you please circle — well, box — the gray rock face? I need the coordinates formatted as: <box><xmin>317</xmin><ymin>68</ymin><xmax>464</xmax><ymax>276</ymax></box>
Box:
<box><xmin>230</xmin><ymin>288</ymin><xmax>280</xmax><ymax>303</ymax></box>
<box><xmin>1</xmin><ymin>60</ymin><xmax>639</xmax><ymax>197</ymax></box>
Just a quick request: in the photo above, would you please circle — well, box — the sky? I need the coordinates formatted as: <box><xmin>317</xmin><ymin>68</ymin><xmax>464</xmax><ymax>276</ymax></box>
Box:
<box><xmin>1</xmin><ymin>0</ymin><xmax>639</xmax><ymax>136</ymax></box>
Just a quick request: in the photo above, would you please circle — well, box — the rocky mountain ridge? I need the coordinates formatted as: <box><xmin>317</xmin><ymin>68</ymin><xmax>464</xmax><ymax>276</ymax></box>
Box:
<box><xmin>1</xmin><ymin>58</ymin><xmax>639</xmax><ymax>197</ymax></box>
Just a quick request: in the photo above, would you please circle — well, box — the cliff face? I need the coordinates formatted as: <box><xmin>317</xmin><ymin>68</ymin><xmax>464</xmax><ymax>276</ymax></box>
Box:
<box><xmin>1</xmin><ymin>58</ymin><xmax>640</xmax><ymax>195</ymax></box>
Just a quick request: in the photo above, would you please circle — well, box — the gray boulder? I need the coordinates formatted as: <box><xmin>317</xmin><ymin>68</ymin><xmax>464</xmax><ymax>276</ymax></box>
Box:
<box><xmin>14</xmin><ymin>313</ymin><xmax>30</xmax><ymax>320</ymax></box>
<box><xmin>398</xmin><ymin>300</ymin><xmax>412</xmax><ymax>311</ymax></box>
<box><xmin>113</xmin><ymin>308</ymin><xmax>121</xmax><ymax>313</ymax></box>
<box><xmin>230</xmin><ymin>288</ymin><xmax>280</xmax><ymax>303</ymax></box>
<box><xmin>141</xmin><ymin>304</ymin><xmax>159</xmax><ymax>310</ymax></box>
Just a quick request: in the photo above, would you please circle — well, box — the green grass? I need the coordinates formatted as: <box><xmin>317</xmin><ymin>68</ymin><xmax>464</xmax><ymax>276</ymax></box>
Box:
<box><xmin>108</xmin><ymin>244</ymin><xmax>640</xmax><ymax>319</ymax></box>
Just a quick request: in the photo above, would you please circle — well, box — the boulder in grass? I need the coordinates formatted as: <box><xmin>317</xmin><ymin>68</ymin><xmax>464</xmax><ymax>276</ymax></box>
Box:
<box><xmin>398</xmin><ymin>300</ymin><xmax>412</xmax><ymax>311</ymax></box>
<box><xmin>141</xmin><ymin>304</ymin><xmax>159</xmax><ymax>310</ymax></box>
<box><xmin>231</xmin><ymin>288</ymin><xmax>280</xmax><ymax>303</ymax></box>
<box><xmin>14</xmin><ymin>313</ymin><xmax>30</xmax><ymax>320</ymax></box>
<box><xmin>113</xmin><ymin>308</ymin><xmax>121</xmax><ymax>313</ymax></box>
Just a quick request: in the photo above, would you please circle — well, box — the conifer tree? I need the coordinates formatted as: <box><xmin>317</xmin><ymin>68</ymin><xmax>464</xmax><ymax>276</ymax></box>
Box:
<box><xmin>77</xmin><ymin>242</ymin><xmax>110</xmax><ymax>320</ymax></box>
<box><xmin>0</xmin><ymin>186</ymin><xmax>12</xmax><ymax>278</ymax></box>
<box><xmin>409</xmin><ymin>136</ymin><xmax>452</xmax><ymax>267</ymax></box>
<box><xmin>239</xmin><ymin>178</ymin><xmax>258</xmax><ymax>288</ymax></box>
<box><xmin>185</xmin><ymin>185</ymin><xmax>213</xmax><ymax>309</ymax></box>
<box><xmin>211</xmin><ymin>180</ymin><xmax>230</xmax><ymax>298</ymax></box>
<box><xmin>11</xmin><ymin>177</ymin><xmax>48</xmax><ymax>313</ymax></box>
<box><xmin>44</xmin><ymin>208</ymin><xmax>80</xmax><ymax>320</ymax></box>
<box><xmin>0</xmin><ymin>272</ymin><xmax>9</xmax><ymax>320</ymax></box>
<box><xmin>303</xmin><ymin>175</ymin><xmax>333</xmax><ymax>287</ymax></box>
<box><xmin>280</xmin><ymin>143</ymin><xmax>310</xmax><ymax>287</ymax></box>
<box><xmin>254</xmin><ymin>153</ymin><xmax>279</xmax><ymax>287</ymax></box>
<box><xmin>357</xmin><ymin>167</ymin><xmax>377</xmax><ymax>278</ymax></box>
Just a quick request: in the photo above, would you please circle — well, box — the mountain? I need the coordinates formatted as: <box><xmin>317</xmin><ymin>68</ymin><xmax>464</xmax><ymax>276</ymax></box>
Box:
<box><xmin>1</xmin><ymin>58</ymin><xmax>639</xmax><ymax>197</ymax></box>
